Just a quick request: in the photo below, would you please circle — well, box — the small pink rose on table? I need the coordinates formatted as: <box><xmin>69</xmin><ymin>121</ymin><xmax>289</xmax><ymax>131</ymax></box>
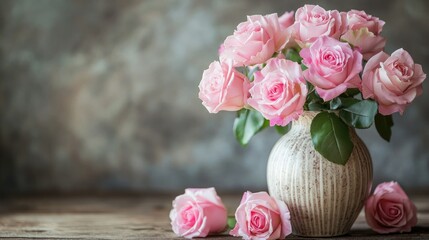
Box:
<box><xmin>300</xmin><ymin>36</ymin><xmax>363</xmax><ymax>101</ymax></box>
<box><xmin>247</xmin><ymin>58</ymin><xmax>307</xmax><ymax>127</ymax></box>
<box><xmin>230</xmin><ymin>191</ymin><xmax>292</xmax><ymax>240</ymax></box>
<box><xmin>365</xmin><ymin>182</ymin><xmax>417</xmax><ymax>234</ymax></box>
<box><xmin>362</xmin><ymin>49</ymin><xmax>426</xmax><ymax>115</ymax></box>
<box><xmin>219</xmin><ymin>13</ymin><xmax>291</xmax><ymax>67</ymax></box>
<box><xmin>341</xmin><ymin>10</ymin><xmax>386</xmax><ymax>60</ymax></box>
<box><xmin>170</xmin><ymin>188</ymin><xmax>227</xmax><ymax>239</ymax></box>
<box><xmin>198</xmin><ymin>61</ymin><xmax>250</xmax><ymax>113</ymax></box>
<box><xmin>293</xmin><ymin>4</ymin><xmax>347</xmax><ymax>47</ymax></box>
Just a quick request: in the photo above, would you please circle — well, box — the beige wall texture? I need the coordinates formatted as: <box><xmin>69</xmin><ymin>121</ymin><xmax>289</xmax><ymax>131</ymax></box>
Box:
<box><xmin>0</xmin><ymin>0</ymin><xmax>428</xmax><ymax>194</ymax></box>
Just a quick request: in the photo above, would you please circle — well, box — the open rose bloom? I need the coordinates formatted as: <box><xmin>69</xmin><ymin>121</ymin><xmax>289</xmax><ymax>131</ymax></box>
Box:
<box><xmin>341</xmin><ymin>10</ymin><xmax>386</xmax><ymax>60</ymax></box>
<box><xmin>292</xmin><ymin>5</ymin><xmax>346</xmax><ymax>47</ymax></box>
<box><xmin>199</xmin><ymin>61</ymin><xmax>250</xmax><ymax>113</ymax></box>
<box><xmin>196</xmin><ymin>6</ymin><xmax>426</xmax><ymax>233</ymax></box>
<box><xmin>362</xmin><ymin>49</ymin><xmax>426</xmax><ymax>115</ymax></box>
<box><xmin>199</xmin><ymin>4</ymin><xmax>426</xmax><ymax>121</ymax></box>
<box><xmin>170</xmin><ymin>188</ymin><xmax>227</xmax><ymax>238</ymax></box>
<box><xmin>230</xmin><ymin>191</ymin><xmax>292</xmax><ymax>239</ymax></box>
<box><xmin>300</xmin><ymin>36</ymin><xmax>362</xmax><ymax>101</ymax></box>
<box><xmin>219</xmin><ymin>12</ymin><xmax>294</xmax><ymax>67</ymax></box>
<box><xmin>248</xmin><ymin>58</ymin><xmax>307</xmax><ymax>126</ymax></box>
<box><xmin>365</xmin><ymin>182</ymin><xmax>417</xmax><ymax>234</ymax></box>
<box><xmin>198</xmin><ymin>3</ymin><xmax>426</xmax><ymax>164</ymax></box>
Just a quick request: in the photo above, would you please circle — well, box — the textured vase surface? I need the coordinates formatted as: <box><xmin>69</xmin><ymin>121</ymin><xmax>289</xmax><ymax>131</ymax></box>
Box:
<box><xmin>267</xmin><ymin>111</ymin><xmax>373</xmax><ymax>237</ymax></box>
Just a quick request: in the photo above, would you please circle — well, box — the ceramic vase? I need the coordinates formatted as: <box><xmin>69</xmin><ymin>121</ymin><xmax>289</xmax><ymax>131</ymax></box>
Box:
<box><xmin>267</xmin><ymin>111</ymin><xmax>373</xmax><ymax>237</ymax></box>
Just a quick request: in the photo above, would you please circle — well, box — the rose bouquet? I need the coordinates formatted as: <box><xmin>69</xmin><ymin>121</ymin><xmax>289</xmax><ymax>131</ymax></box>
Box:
<box><xmin>198</xmin><ymin>4</ymin><xmax>426</xmax><ymax>165</ymax></box>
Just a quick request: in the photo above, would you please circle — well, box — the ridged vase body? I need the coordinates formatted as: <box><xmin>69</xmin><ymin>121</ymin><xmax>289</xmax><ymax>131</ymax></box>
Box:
<box><xmin>267</xmin><ymin>112</ymin><xmax>373</xmax><ymax>237</ymax></box>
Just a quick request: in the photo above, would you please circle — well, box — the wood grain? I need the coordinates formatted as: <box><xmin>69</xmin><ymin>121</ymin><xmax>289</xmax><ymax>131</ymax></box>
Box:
<box><xmin>0</xmin><ymin>194</ymin><xmax>428</xmax><ymax>239</ymax></box>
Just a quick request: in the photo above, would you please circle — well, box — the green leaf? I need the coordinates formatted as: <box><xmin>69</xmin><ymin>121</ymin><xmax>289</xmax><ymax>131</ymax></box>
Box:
<box><xmin>247</xmin><ymin>66</ymin><xmax>259</xmax><ymax>82</ymax></box>
<box><xmin>271</xmin><ymin>52</ymin><xmax>279</xmax><ymax>58</ymax></box>
<box><xmin>307</xmin><ymin>82</ymin><xmax>315</xmax><ymax>93</ymax></box>
<box><xmin>227</xmin><ymin>216</ymin><xmax>236</xmax><ymax>229</ymax></box>
<box><xmin>233</xmin><ymin>109</ymin><xmax>268</xmax><ymax>146</ymax></box>
<box><xmin>236</xmin><ymin>66</ymin><xmax>247</xmax><ymax>75</ymax></box>
<box><xmin>275</xmin><ymin>123</ymin><xmax>292</xmax><ymax>135</ymax></box>
<box><xmin>342</xmin><ymin>88</ymin><xmax>361</xmax><ymax>97</ymax></box>
<box><xmin>285</xmin><ymin>48</ymin><xmax>302</xmax><ymax>63</ymax></box>
<box><xmin>304</xmin><ymin>82</ymin><xmax>325</xmax><ymax>111</ymax></box>
<box><xmin>375</xmin><ymin>113</ymin><xmax>394</xmax><ymax>142</ymax></box>
<box><xmin>308</xmin><ymin>101</ymin><xmax>328</xmax><ymax>111</ymax></box>
<box><xmin>330</xmin><ymin>97</ymin><xmax>342</xmax><ymax>110</ymax></box>
<box><xmin>310</xmin><ymin>112</ymin><xmax>354</xmax><ymax>165</ymax></box>
<box><xmin>338</xmin><ymin>97</ymin><xmax>359</xmax><ymax>107</ymax></box>
<box><xmin>305</xmin><ymin>82</ymin><xmax>316</xmax><ymax>102</ymax></box>
<box><xmin>339</xmin><ymin>100</ymin><xmax>378</xmax><ymax>129</ymax></box>
<box><xmin>301</xmin><ymin>63</ymin><xmax>308</xmax><ymax>71</ymax></box>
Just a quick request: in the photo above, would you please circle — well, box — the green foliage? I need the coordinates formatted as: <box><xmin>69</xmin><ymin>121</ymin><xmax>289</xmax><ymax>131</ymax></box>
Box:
<box><xmin>227</xmin><ymin>216</ymin><xmax>236</xmax><ymax>229</ymax></box>
<box><xmin>246</xmin><ymin>66</ymin><xmax>259</xmax><ymax>82</ymax></box>
<box><xmin>337</xmin><ymin>97</ymin><xmax>359</xmax><ymax>107</ymax></box>
<box><xmin>341</xmin><ymin>88</ymin><xmax>361</xmax><ymax>97</ymax></box>
<box><xmin>285</xmin><ymin>48</ymin><xmax>302</xmax><ymax>63</ymax></box>
<box><xmin>305</xmin><ymin>82</ymin><xmax>326</xmax><ymax>111</ymax></box>
<box><xmin>230</xmin><ymin>57</ymin><xmax>392</xmax><ymax>166</ymax></box>
<box><xmin>329</xmin><ymin>97</ymin><xmax>342</xmax><ymax>110</ymax></box>
<box><xmin>275</xmin><ymin>123</ymin><xmax>292</xmax><ymax>135</ymax></box>
<box><xmin>233</xmin><ymin>109</ymin><xmax>268</xmax><ymax>146</ymax></box>
<box><xmin>311</xmin><ymin>112</ymin><xmax>354</xmax><ymax>165</ymax></box>
<box><xmin>339</xmin><ymin>100</ymin><xmax>378</xmax><ymax>129</ymax></box>
<box><xmin>308</xmin><ymin>101</ymin><xmax>328</xmax><ymax>111</ymax></box>
<box><xmin>375</xmin><ymin>113</ymin><xmax>394</xmax><ymax>141</ymax></box>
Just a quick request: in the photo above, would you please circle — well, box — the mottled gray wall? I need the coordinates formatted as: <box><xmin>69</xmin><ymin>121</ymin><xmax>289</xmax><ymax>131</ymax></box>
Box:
<box><xmin>0</xmin><ymin>0</ymin><xmax>428</xmax><ymax>194</ymax></box>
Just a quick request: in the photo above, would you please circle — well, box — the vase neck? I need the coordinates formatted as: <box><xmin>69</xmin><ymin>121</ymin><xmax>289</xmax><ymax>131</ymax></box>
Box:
<box><xmin>294</xmin><ymin>111</ymin><xmax>318</xmax><ymax>128</ymax></box>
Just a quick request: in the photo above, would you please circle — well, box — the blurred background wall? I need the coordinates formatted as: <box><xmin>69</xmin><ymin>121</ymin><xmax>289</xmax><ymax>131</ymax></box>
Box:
<box><xmin>0</xmin><ymin>0</ymin><xmax>428</xmax><ymax>195</ymax></box>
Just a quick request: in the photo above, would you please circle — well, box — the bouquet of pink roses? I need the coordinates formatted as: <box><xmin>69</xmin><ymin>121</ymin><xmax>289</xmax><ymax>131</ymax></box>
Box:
<box><xmin>198</xmin><ymin>4</ymin><xmax>426</xmax><ymax>165</ymax></box>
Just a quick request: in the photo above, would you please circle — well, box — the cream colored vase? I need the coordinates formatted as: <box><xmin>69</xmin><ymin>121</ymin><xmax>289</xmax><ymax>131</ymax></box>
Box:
<box><xmin>267</xmin><ymin>111</ymin><xmax>373</xmax><ymax>237</ymax></box>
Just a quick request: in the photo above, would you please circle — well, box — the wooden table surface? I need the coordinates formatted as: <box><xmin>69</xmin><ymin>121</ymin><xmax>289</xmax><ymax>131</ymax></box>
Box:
<box><xmin>0</xmin><ymin>194</ymin><xmax>428</xmax><ymax>239</ymax></box>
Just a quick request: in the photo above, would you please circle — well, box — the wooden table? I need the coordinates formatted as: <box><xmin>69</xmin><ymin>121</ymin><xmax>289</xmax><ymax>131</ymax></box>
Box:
<box><xmin>0</xmin><ymin>194</ymin><xmax>428</xmax><ymax>239</ymax></box>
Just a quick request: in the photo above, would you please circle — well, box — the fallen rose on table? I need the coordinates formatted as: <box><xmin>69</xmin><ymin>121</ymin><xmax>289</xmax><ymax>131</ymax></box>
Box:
<box><xmin>230</xmin><ymin>191</ymin><xmax>292</xmax><ymax>239</ymax></box>
<box><xmin>169</xmin><ymin>188</ymin><xmax>227</xmax><ymax>238</ymax></box>
<box><xmin>365</xmin><ymin>182</ymin><xmax>418</xmax><ymax>234</ymax></box>
<box><xmin>183</xmin><ymin>2</ymin><xmax>422</xmax><ymax>239</ymax></box>
<box><xmin>170</xmin><ymin>184</ymin><xmax>417</xmax><ymax>239</ymax></box>
<box><xmin>169</xmin><ymin>188</ymin><xmax>292</xmax><ymax>239</ymax></box>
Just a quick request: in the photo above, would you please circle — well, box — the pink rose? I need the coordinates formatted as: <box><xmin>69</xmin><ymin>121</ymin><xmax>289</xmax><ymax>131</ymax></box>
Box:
<box><xmin>170</xmin><ymin>188</ymin><xmax>227</xmax><ymax>238</ymax></box>
<box><xmin>230</xmin><ymin>191</ymin><xmax>292</xmax><ymax>239</ymax></box>
<box><xmin>219</xmin><ymin>14</ymin><xmax>290</xmax><ymax>66</ymax></box>
<box><xmin>279</xmin><ymin>11</ymin><xmax>294</xmax><ymax>29</ymax></box>
<box><xmin>365</xmin><ymin>182</ymin><xmax>417</xmax><ymax>234</ymax></box>
<box><xmin>341</xmin><ymin>10</ymin><xmax>386</xmax><ymax>60</ymax></box>
<box><xmin>198</xmin><ymin>61</ymin><xmax>250</xmax><ymax>113</ymax></box>
<box><xmin>278</xmin><ymin>11</ymin><xmax>296</xmax><ymax>48</ymax></box>
<box><xmin>300</xmin><ymin>36</ymin><xmax>363</xmax><ymax>101</ymax></box>
<box><xmin>247</xmin><ymin>58</ymin><xmax>307</xmax><ymax>127</ymax></box>
<box><xmin>362</xmin><ymin>49</ymin><xmax>426</xmax><ymax>115</ymax></box>
<box><xmin>293</xmin><ymin>4</ymin><xmax>347</xmax><ymax>47</ymax></box>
